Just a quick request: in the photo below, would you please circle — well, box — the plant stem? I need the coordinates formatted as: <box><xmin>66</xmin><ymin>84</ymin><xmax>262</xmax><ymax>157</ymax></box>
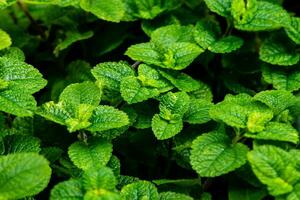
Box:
<box><xmin>17</xmin><ymin>0</ymin><xmax>46</xmax><ymax>39</ymax></box>
<box><xmin>131</xmin><ymin>61</ymin><xmax>141</xmax><ymax>69</ymax></box>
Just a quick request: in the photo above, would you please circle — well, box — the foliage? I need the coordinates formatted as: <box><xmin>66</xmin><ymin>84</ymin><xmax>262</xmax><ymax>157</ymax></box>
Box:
<box><xmin>0</xmin><ymin>0</ymin><xmax>299</xmax><ymax>199</ymax></box>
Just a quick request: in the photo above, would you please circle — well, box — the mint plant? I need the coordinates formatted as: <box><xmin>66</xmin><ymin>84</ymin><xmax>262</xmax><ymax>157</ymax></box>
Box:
<box><xmin>0</xmin><ymin>0</ymin><xmax>300</xmax><ymax>199</ymax></box>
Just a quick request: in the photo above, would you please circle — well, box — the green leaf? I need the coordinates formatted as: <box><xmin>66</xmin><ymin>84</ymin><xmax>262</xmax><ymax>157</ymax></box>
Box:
<box><xmin>233</xmin><ymin>1</ymin><xmax>291</xmax><ymax>31</ymax></box>
<box><xmin>121</xmin><ymin>180</ymin><xmax>159</xmax><ymax>200</ymax></box>
<box><xmin>152</xmin><ymin>114</ymin><xmax>183</xmax><ymax>140</ymax></box>
<box><xmin>68</xmin><ymin>138</ymin><xmax>112</xmax><ymax>170</ymax></box>
<box><xmin>259</xmin><ymin>33</ymin><xmax>299</xmax><ymax>66</ymax></box>
<box><xmin>253</xmin><ymin>90</ymin><xmax>297</xmax><ymax>115</ymax></box>
<box><xmin>125</xmin><ymin>43</ymin><xmax>163</xmax><ymax>67</ymax></box>
<box><xmin>0</xmin><ymin>153</ymin><xmax>51</xmax><ymax>199</ymax></box>
<box><xmin>3</xmin><ymin>134</ymin><xmax>41</xmax><ymax>154</ymax></box>
<box><xmin>203</xmin><ymin>0</ymin><xmax>232</xmax><ymax>17</ymax></box>
<box><xmin>161</xmin><ymin>42</ymin><xmax>204</xmax><ymax>70</ymax></box>
<box><xmin>159</xmin><ymin>192</ymin><xmax>193</xmax><ymax>200</ymax></box>
<box><xmin>120</xmin><ymin>76</ymin><xmax>160</xmax><ymax>104</ymax></box>
<box><xmin>0</xmin><ymin>90</ymin><xmax>37</xmax><ymax>116</ymax></box>
<box><xmin>123</xmin><ymin>0</ymin><xmax>180</xmax><ymax>20</ymax></box>
<box><xmin>137</xmin><ymin>64</ymin><xmax>173</xmax><ymax>92</ymax></box>
<box><xmin>0</xmin><ymin>29</ymin><xmax>11</xmax><ymax>50</ymax></box>
<box><xmin>262</xmin><ymin>64</ymin><xmax>300</xmax><ymax>92</ymax></box>
<box><xmin>208</xmin><ymin>36</ymin><xmax>243</xmax><ymax>53</ymax></box>
<box><xmin>0</xmin><ymin>57</ymin><xmax>47</xmax><ymax>94</ymax></box>
<box><xmin>184</xmin><ymin>99</ymin><xmax>213</xmax><ymax>124</ymax></box>
<box><xmin>36</xmin><ymin>101</ymin><xmax>71</xmax><ymax>126</ymax></box>
<box><xmin>50</xmin><ymin>179</ymin><xmax>84</xmax><ymax>200</ymax></box>
<box><xmin>245</xmin><ymin>122</ymin><xmax>299</xmax><ymax>144</ymax></box>
<box><xmin>193</xmin><ymin>20</ymin><xmax>221</xmax><ymax>49</ymax></box>
<box><xmin>80</xmin><ymin>0</ymin><xmax>125</xmax><ymax>22</ymax></box>
<box><xmin>285</xmin><ymin>17</ymin><xmax>300</xmax><ymax>45</ymax></box>
<box><xmin>159</xmin><ymin>92</ymin><xmax>190</xmax><ymax>120</ymax></box>
<box><xmin>84</xmin><ymin>189</ymin><xmax>121</xmax><ymax>200</ymax></box>
<box><xmin>209</xmin><ymin>93</ymin><xmax>273</xmax><ymax>128</ymax></box>
<box><xmin>190</xmin><ymin>130</ymin><xmax>248</xmax><ymax>177</ymax></box>
<box><xmin>91</xmin><ymin>61</ymin><xmax>135</xmax><ymax>91</ymax></box>
<box><xmin>83</xmin><ymin>166</ymin><xmax>117</xmax><ymax>191</ymax></box>
<box><xmin>87</xmin><ymin>105</ymin><xmax>129</xmax><ymax>132</ymax></box>
<box><xmin>158</xmin><ymin>69</ymin><xmax>201</xmax><ymax>92</ymax></box>
<box><xmin>59</xmin><ymin>81</ymin><xmax>101</xmax><ymax>108</ymax></box>
<box><xmin>54</xmin><ymin>31</ymin><xmax>94</xmax><ymax>56</ymax></box>
<box><xmin>150</xmin><ymin>25</ymin><xmax>195</xmax><ymax>49</ymax></box>
<box><xmin>248</xmin><ymin>145</ymin><xmax>300</xmax><ymax>196</ymax></box>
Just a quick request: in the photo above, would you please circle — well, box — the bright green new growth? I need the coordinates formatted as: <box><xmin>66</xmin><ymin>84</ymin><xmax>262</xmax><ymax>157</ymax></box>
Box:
<box><xmin>0</xmin><ymin>29</ymin><xmax>11</xmax><ymax>50</ymax></box>
<box><xmin>36</xmin><ymin>81</ymin><xmax>129</xmax><ymax>132</ymax></box>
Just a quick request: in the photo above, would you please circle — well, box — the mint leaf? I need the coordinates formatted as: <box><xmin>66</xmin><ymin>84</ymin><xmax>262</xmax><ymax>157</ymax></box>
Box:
<box><xmin>0</xmin><ymin>153</ymin><xmax>51</xmax><ymax>199</ymax></box>
<box><xmin>87</xmin><ymin>105</ymin><xmax>129</xmax><ymax>132</ymax></box>
<box><xmin>184</xmin><ymin>99</ymin><xmax>213</xmax><ymax>124</ymax></box>
<box><xmin>50</xmin><ymin>179</ymin><xmax>84</xmax><ymax>200</ymax></box>
<box><xmin>262</xmin><ymin>64</ymin><xmax>300</xmax><ymax>91</ymax></box>
<box><xmin>259</xmin><ymin>33</ymin><xmax>299</xmax><ymax>66</ymax></box>
<box><xmin>120</xmin><ymin>76</ymin><xmax>160</xmax><ymax>104</ymax></box>
<box><xmin>3</xmin><ymin>134</ymin><xmax>41</xmax><ymax>154</ymax></box>
<box><xmin>80</xmin><ymin>0</ymin><xmax>125</xmax><ymax>22</ymax></box>
<box><xmin>0</xmin><ymin>29</ymin><xmax>11</xmax><ymax>50</ymax></box>
<box><xmin>203</xmin><ymin>0</ymin><xmax>232</xmax><ymax>17</ymax></box>
<box><xmin>121</xmin><ymin>181</ymin><xmax>159</xmax><ymax>200</ymax></box>
<box><xmin>285</xmin><ymin>17</ymin><xmax>300</xmax><ymax>45</ymax></box>
<box><xmin>245</xmin><ymin>122</ymin><xmax>299</xmax><ymax>144</ymax></box>
<box><xmin>233</xmin><ymin>1</ymin><xmax>291</xmax><ymax>31</ymax></box>
<box><xmin>159</xmin><ymin>192</ymin><xmax>193</xmax><ymax>200</ymax></box>
<box><xmin>209</xmin><ymin>93</ymin><xmax>273</xmax><ymax>128</ymax></box>
<box><xmin>208</xmin><ymin>36</ymin><xmax>243</xmax><ymax>53</ymax></box>
<box><xmin>91</xmin><ymin>61</ymin><xmax>135</xmax><ymax>92</ymax></box>
<box><xmin>253</xmin><ymin>90</ymin><xmax>297</xmax><ymax>115</ymax></box>
<box><xmin>152</xmin><ymin>114</ymin><xmax>183</xmax><ymax>140</ymax></box>
<box><xmin>190</xmin><ymin>130</ymin><xmax>248</xmax><ymax>177</ymax></box>
<box><xmin>68</xmin><ymin>138</ymin><xmax>112</xmax><ymax>170</ymax></box>
<box><xmin>248</xmin><ymin>145</ymin><xmax>300</xmax><ymax>196</ymax></box>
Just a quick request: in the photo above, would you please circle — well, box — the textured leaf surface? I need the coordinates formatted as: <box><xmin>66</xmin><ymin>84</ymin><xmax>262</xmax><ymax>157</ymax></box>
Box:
<box><xmin>184</xmin><ymin>99</ymin><xmax>213</xmax><ymax>124</ymax></box>
<box><xmin>59</xmin><ymin>81</ymin><xmax>101</xmax><ymax>107</ymax></box>
<box><xmin>83</xmin><ymin>166</ymin><xmax>117</xmax><ymax>191</ymax></box>
<box><xmin>158</xmin><ymin>69</ymin><xmax>201</xmax><ymax>92</ymax></box>
<box><xmin>3</xmin><ymin>135</ymin><xmax>41</xmax><ymax>154</ymax></box>
<box><xmin>203</xmin><ymin>0</ymin><xmax>232</xmax><ymax>17</ymax></box>
<box><xmin>208</xmin><ymin>36</ymin><xmax>243</xmax><ymax>53</ymax></box>
<box><xmin>152</xmin><ymin>114</ymin><xmax>183</xmax><ymax>140</ymax></box>
<box><xmin>193</xmin><ymin>20</ymin><xmax>220</xmax><ymax>49</ymax></box>
<box><xmin>91</xmin><ymin>61</ymin><xmax>135</xmax><ymax>91</ymax></box>
<box><xmin>121</xmin><ymin>181</ymin><xmax>159</xmax><ymax>200</ymax></box>
<box><xmin>125</xmin><ymin>43</ymin><xmax>162</xmax><ymax>67</ymax></box>
<box><xmin>0</xmin><ymin>153</ymin><xmax>51</xmax><ymax>199</ymax></box>
<box><xmin>87</xmin><ymin>105</ymin><xmax>129</xmax><ymax>132</ymax></box>
<box><xmin>159</xmin><ymin>192</ymin><xmax>193</xmax><ymax>200</ymax></box>
<box><xmin>233</xmin><ymin>1</ymin><xmax>291</xmax><ymax>31</ymax></box>
<box><xmin>80</xmin><ymin>0</ymin><xmax>125</xmax><ymax>22</ymax></box>
<box><xmin>50</xmin><ymin>179</ymin><xmax>84</xmax><ymax>200</ymax></box>
<box><xmin>259</xmin><ymin>34</ymin><xmax>299</xmax><ymax>66</ymax></box>
<box><xmin>245</xmin><ymin>122</ymin><xmax>299</xmax><ymax>144</ymax></box>
<box><xmin>190</xmin><ymin>130</ymin><xmax>248</xmax><ymax>177</ymax></box>
<box><xmin>254</xmin><ymin>90</ymin><xmax>297</xmax><ymax>115</ymax></box>
<box><xmin>0</xmin><ymin>29</ymin><xmax>11</xmax><ymax>50</ymax></box>
<box><xmin>285</xmin><ymin>17</ymin><xmax>300</xmax><ymax>44</ymax></box>
<box><xmin>262</xmin><ymin>65</ymin><xmax>300</xmax><ymax>91</ymax></box>
<box><xmin>68</xmin><ymin>139</ymin><xmax>112</xmax><ymax>170</ymax></box>
<box><xmin>209</xmin><ymin>94</ymin><xmax>273</xmax><ymax>128</ymax></box>
<box><xmin>120</xmin><ymin>76</ymin><xmax>160</xmax><ymax>104</ymax></box>
<box><xmin>248</xmin><ymin>145</ymin><xmax>300</xmax><ymax>196</ymax></box>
